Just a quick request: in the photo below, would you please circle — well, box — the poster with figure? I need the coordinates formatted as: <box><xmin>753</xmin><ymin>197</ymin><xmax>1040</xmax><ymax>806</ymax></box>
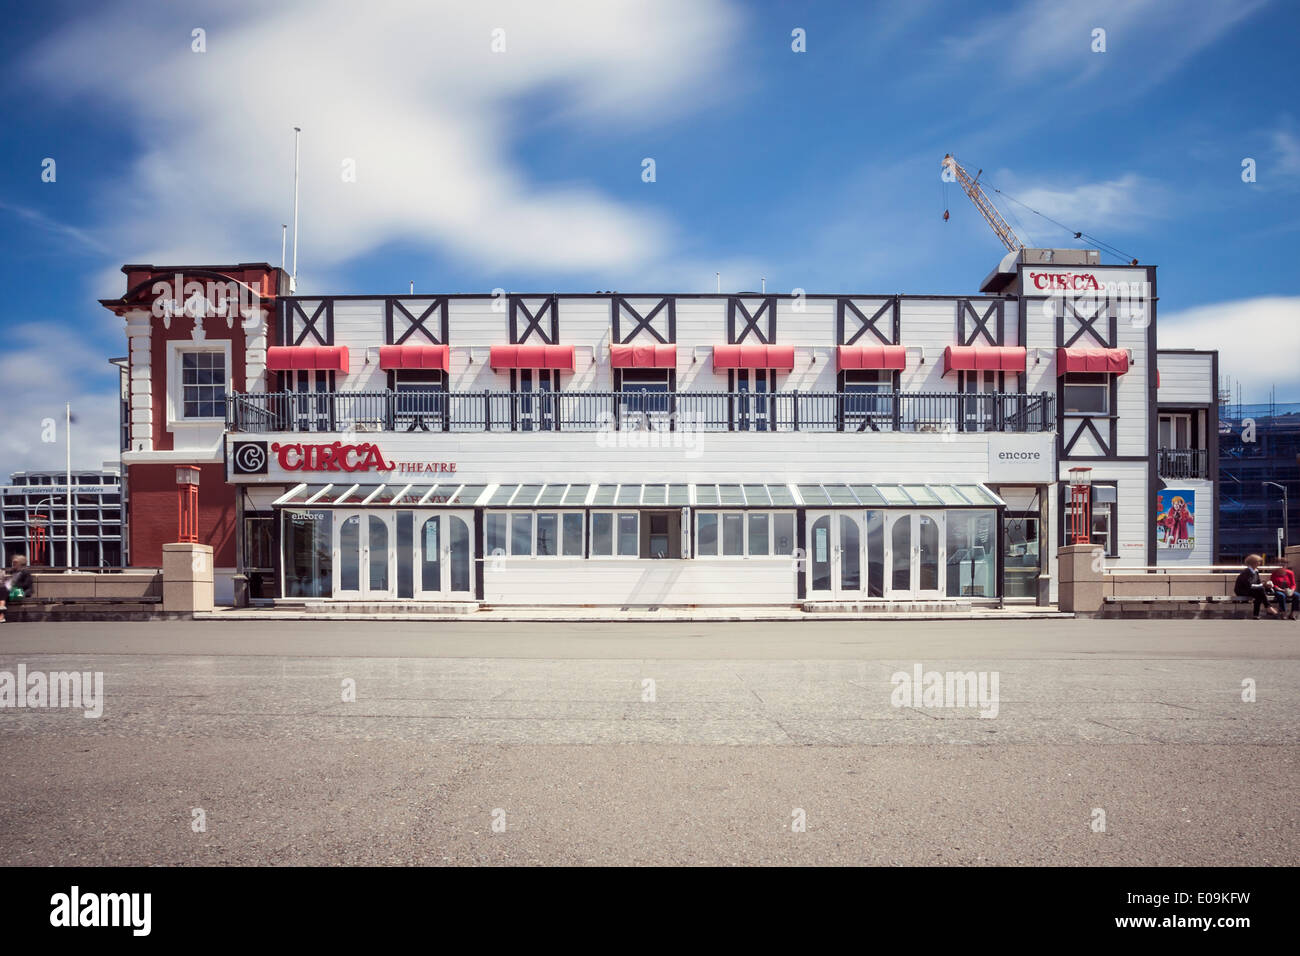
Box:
<box><xmin>1156</xmin><ymin>490</ymin><xmax>1195</xmax><ymax>549</ymax></box>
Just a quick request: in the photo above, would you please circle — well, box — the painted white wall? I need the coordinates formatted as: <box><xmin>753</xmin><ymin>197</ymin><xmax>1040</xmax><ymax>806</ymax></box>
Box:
<box><xmin>484</xmin><ymin>558</ymin><xmax>795</xmax><ymax>605</ymax></box>
<box><xmin>1157</xmin><ymin>352</ymin><xmax>1215</xmax><ymax>404</ymax></box>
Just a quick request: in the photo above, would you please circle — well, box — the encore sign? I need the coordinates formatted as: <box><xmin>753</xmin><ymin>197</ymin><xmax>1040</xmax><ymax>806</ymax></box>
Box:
<box><xmin>269</xmin><ymin>441</ymin><xmax>456</xmax><ymax>475</ymax></box>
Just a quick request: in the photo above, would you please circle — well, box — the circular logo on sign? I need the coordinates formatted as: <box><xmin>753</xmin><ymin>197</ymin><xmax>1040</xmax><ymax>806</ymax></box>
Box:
<box><xmin>233</xmin><ymin>441</ymin><xmax>268</xmax><ymax>475</ymax></box>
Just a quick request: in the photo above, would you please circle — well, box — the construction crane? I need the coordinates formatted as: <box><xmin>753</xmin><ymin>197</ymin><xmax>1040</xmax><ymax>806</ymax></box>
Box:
<box><xmin>941</xmin><ymin>153</ymin><xmax>1023</xmax><ymax>253</ymax></box>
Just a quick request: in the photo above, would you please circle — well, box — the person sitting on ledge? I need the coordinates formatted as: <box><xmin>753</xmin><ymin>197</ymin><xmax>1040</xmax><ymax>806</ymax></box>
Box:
<box><xmin>1269</xmin><ymin>556</ymin><xmax>1299</xmax><ymax>621</ymax></box>
<box><xmin>0</xmin><ymin>555</ymin><xmax>34</xmax><ymax>623</ymax></box>
<box><xmin>1234</xmin><ymin>554</ymin><xmax>1277</xmax><ymax>619</ymax></box>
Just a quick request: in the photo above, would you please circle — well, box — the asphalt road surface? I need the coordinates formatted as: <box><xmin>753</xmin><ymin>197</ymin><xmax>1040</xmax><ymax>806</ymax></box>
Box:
<box><xmin>1</xmin><ymin>619</ymin><xmax>1296</xmax><ymax>865</ymax></box>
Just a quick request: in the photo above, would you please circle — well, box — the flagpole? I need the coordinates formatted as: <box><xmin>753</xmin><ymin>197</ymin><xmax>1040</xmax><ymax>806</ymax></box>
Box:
<box><xmin>65</xmin><ymin>402</ymin><xmax>72</xmax><ymax>570</ymax></box>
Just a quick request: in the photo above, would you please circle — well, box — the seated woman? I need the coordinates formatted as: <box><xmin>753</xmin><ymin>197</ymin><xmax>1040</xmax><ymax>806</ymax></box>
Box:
<box><xmin>1269</xmin><ymin>557</ymin><xmax>1299</xmax><ymax>620</ymax></box>
<box><xmin>0</xmin><ymin>555</ymin><xmax>34</xmax><ymax>623</ymax></box>
<box><xmin>1233</xmin><ymin>554</ymin><xmax>1277</xmax><ymax>619</ymax></box>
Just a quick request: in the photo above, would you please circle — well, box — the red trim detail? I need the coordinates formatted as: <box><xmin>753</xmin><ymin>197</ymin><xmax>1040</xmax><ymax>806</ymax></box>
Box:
<box><xmin>378</xmin><ymin>344</ymin><xmax>450</xmax><ymax>371</ymax></box>
<box><xmin>610</xmin><ymin>343</ymin><xmax>677</xmax><ymax>368</ymax></box>
<box><xmin>266</xmin><ymin>345</ymin><xmax>349</xmax><ymax>373</ymax></box>
<box><xmin>488</xmin><ymin>344</ymin><xmax>575</xmax><ymax>371</ymax></box>
<box><xmin>942</xmin><ymin>345</ymin><xmax>1027</xmax><ymax>374</ymax></box>
<box><xmin>1055</xmin><ymin>347</ymin><xmax>1129</xmax><ymax>375</ymax></box>
<box><xmin>712</xmin><ymin>344</ymin><xmax>795</xmax><ymax>371</ymax></box>
<box><xmin>836</xmin><ymin>344</ymin><xmax>906</xmax><ymax>372</ymax></box>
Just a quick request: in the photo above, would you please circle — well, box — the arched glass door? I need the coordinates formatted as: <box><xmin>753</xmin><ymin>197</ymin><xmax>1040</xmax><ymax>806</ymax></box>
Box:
<box><xmin>414</xmin><ymin>510</ymin><xmax>475</xmax><ymax>599</ymax></box>
<box><xmin>334</xmin><ymin>511</ymin><xmax>396</xmax><ymax>599</ymax></box>
<box><xmin>886</xmin><ymin>512</ymin><xmax>945</xmax><ymax>599</ymax></box>
<box><xmin>806</xmin><ymin>511</ymin><xmax>870</xmax><ymax>599</ymax></box>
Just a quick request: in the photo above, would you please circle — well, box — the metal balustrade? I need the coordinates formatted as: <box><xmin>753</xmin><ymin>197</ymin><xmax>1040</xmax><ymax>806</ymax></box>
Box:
<box><xmin>226</xmin><ymin>390</ymin><xmax>1056</xmax><ymax>434</ymax></box>
<box><xmin>1157</xmin><ymin>447</ymin><xmax>1209</xmax><ymax>480</ymax></box>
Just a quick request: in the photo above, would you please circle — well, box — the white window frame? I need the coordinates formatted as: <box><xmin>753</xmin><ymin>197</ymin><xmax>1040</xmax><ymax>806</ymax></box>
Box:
<box><xmin>167</xmin><ymin>340</ymin><xmax>233</xmax><ymax>428</ymax></box>
<box><xmin>590</xmin><ymin>511</ymin><xmax>640</xmax><ymax>558</ymax></box>
<box><xmin>694</xmin><ymin>510</ymin><xmax>797</xmax><ymax>558</ymax></box>
<box><xmin>487</xmin><ymin>510</ymin><xmax>585</xmax><ymax>559</ymax></box>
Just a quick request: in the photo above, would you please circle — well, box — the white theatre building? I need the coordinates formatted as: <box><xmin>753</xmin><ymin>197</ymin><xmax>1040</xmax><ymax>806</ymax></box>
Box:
<box><xmin>99</xmin><ymin>249</ymin><xmax>1219</xmax><ymax>607</ymax></box>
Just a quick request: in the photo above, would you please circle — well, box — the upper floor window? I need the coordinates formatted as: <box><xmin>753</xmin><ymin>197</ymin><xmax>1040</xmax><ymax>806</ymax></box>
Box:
<box><xmin>1062</xmin><ymin>373</ymin><xmax>1109</xmax><ymax>415</ymax></box>
<box><xmin>181</xmin><ymin>351</ymin><xmax>226</xmax><ymax>419</ymax></box>
<box><xmin>618</xmin><ymin>370</ymin><xmax>671</xmax><ymax>422</ymax></box>
<box><xmin>841</xmin><ymin>369</ymin><xmax>893</xmax><ymax>423</ymax></box>
<box><xmin>1158</xmin><ymin>412</ymin><xmax>1193</xmax><ymax>449</ymax></box>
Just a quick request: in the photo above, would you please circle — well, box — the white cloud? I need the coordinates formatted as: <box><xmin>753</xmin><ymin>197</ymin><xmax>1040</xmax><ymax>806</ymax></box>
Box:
<box><xmin>28</xmin><ymin>0</ymin><xmax>740</xmax><ymax>284</ymax></box>
<box><xmin>1160</xmin><ymin>296</ymin><xmax>1300</xmax><ymax>402</ymax></box>
<box><xmin>994</xmin><ymin>172</ymin><xmax>1166</xmax><ymax>241</ymax></box>
<box><xmin>0</xmin><ymin>323</ymin><xmax>122</xmax><ymax>475</ymax></box>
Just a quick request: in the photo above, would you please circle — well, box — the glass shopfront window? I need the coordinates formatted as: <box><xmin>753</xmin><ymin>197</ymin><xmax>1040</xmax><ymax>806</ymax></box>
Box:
<box><xmin>282</xmin><ymin>510</ymin><xmax>332</xmax><ymax>597</ymax></box>
<box><xmin>945</xmin><ymin>510</ymin><xmax>997</xmax><ymax>598</ymax></box>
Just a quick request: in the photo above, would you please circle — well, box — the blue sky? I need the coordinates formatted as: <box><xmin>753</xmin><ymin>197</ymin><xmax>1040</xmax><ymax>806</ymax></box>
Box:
<box><xmin>1</xmin><ymin>0</ymin><xmax>1298</xmax><ymax>471</ymax></box>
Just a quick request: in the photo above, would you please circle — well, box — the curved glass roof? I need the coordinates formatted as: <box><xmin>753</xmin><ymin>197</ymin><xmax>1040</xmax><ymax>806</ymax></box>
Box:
<box><xmin>273</xmin><ymin>482</ymin><xmax>1005</xmax><ymax>508</ymax></box>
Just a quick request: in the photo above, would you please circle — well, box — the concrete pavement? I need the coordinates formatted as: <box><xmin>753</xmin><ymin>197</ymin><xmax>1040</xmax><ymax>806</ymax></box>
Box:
<box><xmin>0</xmin><ymin>619</ymin><xmax>1296</xmax><ymax>865</ymax></box>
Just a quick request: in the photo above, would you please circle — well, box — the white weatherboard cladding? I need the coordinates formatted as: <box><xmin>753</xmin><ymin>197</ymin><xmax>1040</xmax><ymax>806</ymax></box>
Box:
<box><xmin>1114</xmin><ymin>312</ymin><xmax>1151</xmax><ymax>456</ymax></box>
<box><xmin>484</xmin><ymin>559</ymin><xmax>795</xmax><ymax>605</ymax></box>
<box><xmin>1059</xmin><ymin>459</ymin><xmax>1150</xmax><ymax>568</ymax></box>
<box><xmin>1157</xmin><ymin>352</ymin><xmax>1215</xmax><ymax>404</ymax></box>
<box><xmin>227</xmin><ymin>430</ymin><xmax>1054</xmax><ymax>486</ymax></box>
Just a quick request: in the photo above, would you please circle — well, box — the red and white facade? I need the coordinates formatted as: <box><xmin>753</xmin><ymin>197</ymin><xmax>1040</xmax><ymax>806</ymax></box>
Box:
<box><xmin>99</xmin><ymin>252</ymin><xmax>1217</xmax><ymax>607</ymax></box>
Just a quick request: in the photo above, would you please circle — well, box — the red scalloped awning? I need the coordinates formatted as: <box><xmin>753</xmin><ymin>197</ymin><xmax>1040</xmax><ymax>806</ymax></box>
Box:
<box><xmin>943</xmin><ymin>345</ymin><xmax>1026</xmax><ymax>374</ymax></box>
<box><xmin>1057</xmin><ymin>347</ymin><xmax>1129</xmax><ymax>375</ymax></box>
<box><xmin>489</xmin><ymin>344</ymin><xmax>575</xmax><ymax>371</ymax></box>
<box><xmin>266</xmin><ymin>345</ymin><xmax>349</xmax><ymax>372</ymax></box>
<box><xmin>610</xmin><ymin>343</ymin><xmax>676</xmax><ymax>368</ymax></box>
<box><xmin>837</xmin><ymin>344</ymin><xmax>906</xmax><ymax>372</ymax></box>
<box><xmin>713</xmin><ymin>344</ymin><xmax>795</xmax><ymax>371</ymax></box>
<box><xmin>379</xmin><ymin>344</ymin><xmax>450</xmax><ymax>371</ymax></box>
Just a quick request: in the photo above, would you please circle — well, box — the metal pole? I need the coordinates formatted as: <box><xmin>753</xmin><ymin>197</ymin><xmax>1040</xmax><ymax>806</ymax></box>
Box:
<box><xmin>65</xmin><ymin>403</ymin><xmax>72</xmax><ymax>569</ymax></box>
<box><xmin>291</xmin><ymin>127</ymin><xmax>301</xmax><ymax>293</ymax></box>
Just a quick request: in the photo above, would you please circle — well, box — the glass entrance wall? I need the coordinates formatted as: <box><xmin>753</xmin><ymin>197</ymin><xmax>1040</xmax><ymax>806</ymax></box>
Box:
<box><xmin>282</xmin><ymin>510</ymin><xmax>333</xmax><ymax>597</ymax></box>
<box><xmin>945</xmin><ymin>510</ymin><xmax>997</xmax><ymax>598</ymax></box>
<box><xmin>1003</xmin><ymin>514</ymin><xmax>1039</xmax><ymax>598</ymax></box>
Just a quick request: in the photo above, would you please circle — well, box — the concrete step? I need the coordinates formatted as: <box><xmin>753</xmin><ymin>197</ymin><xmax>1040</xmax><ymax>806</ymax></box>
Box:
<box><xmin>803</xmin><ymin>600</ymin><xmax>974</xmax><ymax>613</ymax></box>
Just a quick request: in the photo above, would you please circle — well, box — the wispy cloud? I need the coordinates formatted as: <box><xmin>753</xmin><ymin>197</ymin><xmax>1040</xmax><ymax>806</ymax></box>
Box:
<box><xmin>940</xmin><ymin>0</ymin><xmax>1268</xmax><ymax>92</ymax></box>
<box><xmin>0</xmin><ymin>199</ymin><xmax>108</xmax><ymax>255</ymax></box>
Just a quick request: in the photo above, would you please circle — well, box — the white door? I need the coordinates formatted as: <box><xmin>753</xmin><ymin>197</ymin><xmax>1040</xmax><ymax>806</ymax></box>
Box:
<box><xmin>887</xmin><ymin>511</ymin><xmax>944</xmax><ymax>599</ymax></box>
<box><xmin>806</xmin><ymin>511</ymin><xmax>865</xmax><ymax>599</ymax></box>
<box><xmin>334</xmin><ymin>511</ymin><xmax>397</xmax><ymax>599</ymax></box>
<box><xmin>413</xmin><ymin>510</ymin><xmax>475</xmax><ymax>599</ymax></box>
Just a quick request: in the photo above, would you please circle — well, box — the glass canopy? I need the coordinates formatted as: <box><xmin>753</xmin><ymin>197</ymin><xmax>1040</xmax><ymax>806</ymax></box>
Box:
<box><xmin>272</xmin><ymin>482</ymin><xmax>1005</xmax><ymax>508</ymax></box>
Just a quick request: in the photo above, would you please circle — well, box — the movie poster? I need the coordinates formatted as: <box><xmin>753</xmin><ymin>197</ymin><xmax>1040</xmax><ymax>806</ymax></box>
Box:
<box><xmin>1156</xmin><ymin>489</ymin><xmax>1195</xmax><ymax>549</ymax></box>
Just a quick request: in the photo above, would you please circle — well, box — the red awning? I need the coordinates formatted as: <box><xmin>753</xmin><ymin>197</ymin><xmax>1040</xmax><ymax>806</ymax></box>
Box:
<box><xmin>713</xmin><ymin>344</ymin><xmax>795</xmax><ymax>371</ymax></box>
<box><xmin>943</xmin><ymin>345</ymin><xmax>1026</xmax><ymax>374</ymax></box>
<box><xmin>837</xmin><ymin>344</ymin><xmax>906</xmax><ymax>372</ymax></box>
<box><xmin>489</xmin><ymin>344</ymin><xmax>575</xmax><ymax>371</ymax></box>
<box><xmin>266</xmin><ymin>345</ymin><xmax>349</xmax><ymax>373</ymax></box>
<box><xmin>610</xmin><ymin>343</ymin><xmax>676</xmax><ymax>368</ymax></box>
<box><xmin>1056</xmin><ymin>347</ymin><xmax>1129</xmax><ymax>375</ymax></box>
<box><xmin>379</xmin><ymin>344</ymin><xmax>450</xmax><ymax>371</ymax></box>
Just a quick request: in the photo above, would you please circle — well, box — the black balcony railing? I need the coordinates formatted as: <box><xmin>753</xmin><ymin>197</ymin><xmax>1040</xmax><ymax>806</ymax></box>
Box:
<box><xmin>1157</xmin><ymin>447</ymin><xmax>1209</xmax><ymax>480</ymax></box>
<box><xmin>226</xmin><ymin>390</ymin><xmax>1057</xmax><ymax>435</ymax></box>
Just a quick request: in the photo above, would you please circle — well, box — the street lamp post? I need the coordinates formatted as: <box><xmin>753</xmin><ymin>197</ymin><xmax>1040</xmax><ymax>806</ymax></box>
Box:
<box><xmin>1265</xmin><ymin>481</ymin><xmax>1289</xmax><ymax>556</ymax></box>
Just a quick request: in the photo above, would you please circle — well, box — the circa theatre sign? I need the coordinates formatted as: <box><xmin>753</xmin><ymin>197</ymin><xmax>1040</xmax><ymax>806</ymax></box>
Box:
<box><xmin>230</xmin><ymin>440</ymin><xmax>456</xmax><ymax>477</ymax></box>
